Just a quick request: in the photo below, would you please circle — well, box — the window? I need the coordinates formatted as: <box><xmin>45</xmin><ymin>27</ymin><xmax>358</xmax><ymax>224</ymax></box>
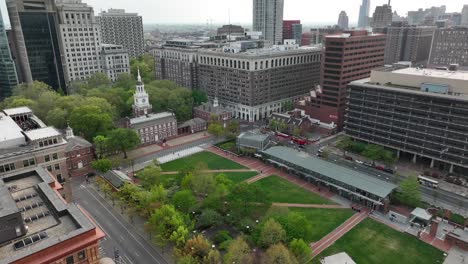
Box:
<box><xmin>0</xmin><ymin>163</ymin><xmax>15</xmax><ymax>173</ymax></box>
<box><xmin>45</xmin><ymin>155</ymin><xmax>50</xmax><ymax>162</ymax></box>
<box><xmin>66</xmin><ymin>255</ymin><xmax>74</xmax><ymax>264</ymax></box>
<box><xmin>57</xmin><ymin>174</ymin><xmax>64</xmax><ymax>183</ymax></box>
<box><xmin>47</xmin><ymin>166</ymin><xmax>52</xmax><ymax>172</ymax></box>
<box><xmin>54</xmin><ymin>164</ymin><xmax>60</xmax><ymax>171</ymax></box>
<box><xmin>23</xmin><ymin>159</ymin><xmax>35</xmax><ymax>167</ymax></box>
<box><xmin>78</xmin><ymin>250</ymin><xmax>86</xmax><ymax>260</ymax></box>
<box><xmin>52</xmin><ymin>153</ymin><xmax>58</xmax><ymax>160</ymax></box>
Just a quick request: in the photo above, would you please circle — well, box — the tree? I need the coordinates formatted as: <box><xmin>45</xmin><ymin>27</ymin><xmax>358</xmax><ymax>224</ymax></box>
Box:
<box><xmin>171</xmin><ymin>190</ymin><xmax>197</xmax><ymax>213</ymax></box>
<box><xmin>282</xmin><ymin>101</ymin><xmax>294</xmax><ymax>112</ymax></box>
<box><xmin>87</xmin><ymin>72</ymin><xmax>111</xmax><ymax>88</ymax></box>
<box><xmin>69</xmin><ymin>105</ymin><xmax>113</xmax><ymax>140</ymax></box>
<box><xmin>191</xmin><ymin>173</ymin><xmax>216</xmax><ymax>197</ymax></box>
<box><xmin>138</xmin><ymin>166</ymin><xmax>162</xmax><ymax>190</ymax></box>
<box><xmin>180</xmin><ymin>235</ymin><xmax>211</xmax><ymax>261</ymax></box>
<box><xmin>225</xmin><ymin>120</ymin><xmax>240</xmax><ymax>139</ymax></box>
<box><xmin>208</xmin><ymin>123</ymin><xmax>224</xmax><ymax>137</ymax></box>
<box><xmin>148</xmin><ymin>204</ymin><xmax>189</xmax><ymax>247</ymax></box>
<box><xmin>289</xmin><ymin>239</ymin><xmax>311</xmax><ymax>263</ymax></box>
<box><xmin>91</xmin><ymin>159</ymin><xmax>112</xmax><ymax>173</ymax></box>
<box><xmin>106</xmin><ymin>128</ymin><xmax>140</xmax><ymax>159</ymax></box>
<box><xmin>382</xmin><ymin>150</ymin><xmax>397</xmax><ymax>166</ymax></box>
<box><xmin>395</xmin><ymin>176</ymin><xmax>421</xmax><ymax>208</ymax></box>
<box><xmin>223</xmin><ymin>237</ymin><xmax>253</xmax><ymax>264</ymax></box>
<box><xmin>136</xmin><ymin>185</ymin><xmax>167</xmax><ymax>216</ymax></box>
<box><xmin>196</xmin><ymin>209</ymin><xmax>223</xmax><ymax>229</ymax></box>
<box><xmin>192</xmin><ymin>90</ymin><xmax>208</xmax><ymax>106</ymax></box>
<box><xmin>203</xmin><ymin>249</ymin><xmax>222</xmax><ymax>264</ymax></box>
<box><xmin>362</xmin><ymin>144</ymin><xmax>384</xmax><ymax>164</ymax></box>
<box><xmin>93</xmin><ymin>135</ymin><xmax>109</xmax><ymax>159</ymax></box>
<box><xmin>263</xmin><ymin>243</ymin><xmax>298</xmax><ymax>264</ymax></box>
<box><xmin>336</xmin><ymin>136</ymin><xmax>353</xmax><ymax>152</ymax></box>
<box><xmin>259</xmin><ymin>219</ymin><xmax>286</xmax><ymax>248</ymax></box>
<box><xmin>45</xmin><ymin>107</ymin><xmax>68</xmax><ymax>128</ymax></box>
<box><xmin>292</xmin><ymin>127</ymin><xmax>301</xmax><ymax>137</ymax></box>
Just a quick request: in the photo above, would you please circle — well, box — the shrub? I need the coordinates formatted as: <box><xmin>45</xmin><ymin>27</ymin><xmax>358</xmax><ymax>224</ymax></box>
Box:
<box><xmin>213</xmin><ymin>230</ymin><xmax>232</xmax><ymax>245</ymax></box>
<box><xmin>196</xmin><ymin>209</ymin><xmax>223</xmax><ymax>229</ymax></box>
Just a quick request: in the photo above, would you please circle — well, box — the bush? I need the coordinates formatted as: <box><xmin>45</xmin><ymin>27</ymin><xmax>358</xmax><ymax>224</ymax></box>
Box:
<box><xmin>196</xmin><ymin>209</ymin><xmax>223</xmax><ymax>229</ymax></box>
<box><xmin>451</xmin><ymin>213</ymin><xmax>466</xmax><ymax>226</ymax></box>
<box><xmin>214</xmin><ymin>230</ymin><xmax>232</xmax><ymax>245</ymax></box>
<box><xmin>219</xmin><ymin>240</ymin><xmax>232</xmax><ymax>251</ymax></box>
<box><xmin>219</xmin><ymin>142</ymin><xmax>236</xmax><ymax>151</ymax></box>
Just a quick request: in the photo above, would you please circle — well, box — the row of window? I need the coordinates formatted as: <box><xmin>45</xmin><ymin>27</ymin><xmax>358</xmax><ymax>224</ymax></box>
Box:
<box><xmin>38</xmin><ymin>138</ymin><xmax>59</xmax><ymax>148</ymax></box>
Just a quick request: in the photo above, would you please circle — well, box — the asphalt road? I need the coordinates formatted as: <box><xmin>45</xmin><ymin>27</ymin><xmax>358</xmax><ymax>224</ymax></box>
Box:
<box><xmin>71</xmin><ymin>177</ymin><xmax>170</xmax><ymax>264</ymax></box>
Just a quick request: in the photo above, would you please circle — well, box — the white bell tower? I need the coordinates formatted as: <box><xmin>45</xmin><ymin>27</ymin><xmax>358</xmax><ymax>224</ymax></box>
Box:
<box><xmin>133</xmin><ymin>69</ymin><xmax>152</xmax><ymax>117</ymax></box>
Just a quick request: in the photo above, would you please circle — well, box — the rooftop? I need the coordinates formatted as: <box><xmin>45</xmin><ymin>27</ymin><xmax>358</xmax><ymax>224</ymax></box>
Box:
<box><xmin>102</xmin><ymin>170</ymin><xmax>132</xmax><ymax>188</ymax></box>
<box><xmin>24</xmin><ymin>127</ymin><xmax>62</xmax><ymax>141</ymax></box>
<box><xmin>238</xmin><ymin>132</ymin><xmax>270</xmax><ymax>142</ymax></box>
<box><xmin>0</xmin><ymin>113</ymin><xmax>25</xmax><ymax>146</ymax></box>
<box><xmin>392</xmin><ymin>67</ymin><xmax>468</xmax><ymax>81</ymax></box>
<box><xmin>263</xmin><ymin>146</ymin><xmax>397</xmax><ymax>199</ymax></box>
<box><xmin>0</xmin><ymin>167</ymin><xmax>103</xmax><ymax>264</ymax></box>
<box><xmin>2</xmin><ymin>107</ymin><xmax>33</xmax><ymax>117</ymax></box>
<box><xmin>129</xmin><ymin>112</ymin><xmax>175</xmax><ymax>126</ymax></box>
<box><xmin>447</xmin><ymin>228</ymin><xmax>468</xmax><ymax>244</ymax></box>
<box><xmin>321</xmin><ymin>252</ymin><xmax>356</xmax><ymax>264</ymax></box>
<box><xmin>199</xmin><ymin>44</ymin><xmax>322</xmax><ymax>58</ymax></box>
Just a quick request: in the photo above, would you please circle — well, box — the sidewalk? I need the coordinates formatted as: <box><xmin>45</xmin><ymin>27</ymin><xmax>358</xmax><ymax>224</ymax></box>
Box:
<box><xmin>161</xmin><ymin>169</ymin><xmax>256</xmax><ymax>175</ymax></box>
<box><xmin>272</xmin><ymin>203</ymin><xmax>348</xmax><ymax>209</ymax></box>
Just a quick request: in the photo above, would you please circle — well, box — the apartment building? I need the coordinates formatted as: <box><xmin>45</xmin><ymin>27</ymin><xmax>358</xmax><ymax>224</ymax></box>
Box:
<box><xmin>101</xmin><ymin>44</ymin><xmax>130</xmax><ymax>82</ymax></box>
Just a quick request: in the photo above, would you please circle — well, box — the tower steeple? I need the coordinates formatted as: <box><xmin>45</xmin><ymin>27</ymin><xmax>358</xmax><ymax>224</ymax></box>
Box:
<box><xmin>65</xmin><ymin>123</ymin><xmax>74</xmax><ymax>139</ymax></box>
<box><xmin>132</xmin><ymin>69</ymin><xmax>152</xmax><ymax>117</ymax></box>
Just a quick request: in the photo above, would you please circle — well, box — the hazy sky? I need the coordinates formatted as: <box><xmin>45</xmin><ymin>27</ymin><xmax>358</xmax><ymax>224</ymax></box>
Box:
<box><xmin>1</xmin><ymin>0</ymin><xmax>466</xmax><ymax>26</ymax></box>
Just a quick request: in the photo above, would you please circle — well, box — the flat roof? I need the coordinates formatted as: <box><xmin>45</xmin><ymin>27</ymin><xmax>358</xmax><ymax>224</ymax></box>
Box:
<box><xmin>263</xmin><ymin>146</ymin><xmax>397</xmax><ymax>198</ymax></box>
<box><xmin>393</xmin><ymin>67</ymin><xmax>468</xmax><ymax>81</ymax></box>
<box><xmin>448</xmin><ymin>228</ymin><xmax>468</xmax><ymax>243</ymax></box>
<box><xmin>322</xmin><ymin>252</ymin><xmax>356</xmax><ymax>264</ymax></box>
<box><xmin>410</xmin><ymin>208</ymin><xmax>432</xmax><ymax>221</ymax></box>
<box><xmin>238</xmin><ymin>132</ymin><xmax>269</xmax><ymax>142</ymax></box>
<box><xmin>129</xmin><ymin>112</ymin><xmax>175</xmax><ymax>125</ymax></box>
<box><xmin>24</xmin><ymin>127</ymin><xmax>61</xmax><ymax>141</ymax></box>
<box><xmin>0</xmin><ymin>113</ymin><xmax>24</xmax><ymax>142</ymax></box>
<box><xmin>3</xmin><ymin>107</ymin><xmax>33</xmax><ymax>116</ymax></box>
<box><xmin>0</xmin><ymin>167</ymin><xmax>103</xmax><ymax>264</ymax></box>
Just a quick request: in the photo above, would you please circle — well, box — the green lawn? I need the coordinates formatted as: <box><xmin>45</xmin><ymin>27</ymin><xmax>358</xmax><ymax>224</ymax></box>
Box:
<box><xmin>223</xmin><ymin>171</ymin><xmax>258</xmax><ymax>183</ymax></box>
<box><xmin>313</xmin><ymin>218</ymin><xmax>446</xmax><ymax>264</ymax></box>
<box><xmin>290</xmin><ymin>208</ymin><xmax>354</xmax><ymax>242</ymax></box>
<box><xmin>250</xmin><ymin>175</ymin><xmax>334</xmax><ymax>204</ymax></box>
<box><xmin>160</xmin><ymin>151</ymin><xmax>246</xmax><ymax>171</ymax></box>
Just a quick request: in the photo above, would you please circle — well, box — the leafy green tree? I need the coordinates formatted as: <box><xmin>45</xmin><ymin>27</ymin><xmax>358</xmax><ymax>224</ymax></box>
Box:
<box><xmin>395</xmin><ymin>176</ymin><xmax>421</xmax><ymax>208</ymax></box>
<box><xmin>13</xmin><ymin>81</ymin><xmax>54</xmax><ymax>100</ymax></box>
<box><xmin>292</xmin><ymin>127</ymin><xmax>301</xmax><ymax>137</ymax></box>
<box><xmin>362</xmin><ymin>144</ymin><xmax>385</xmax><ymax>163</ymax></box>
<box><xmin>45</xmin><ymin>108</ymin><xmax>68</xmax><ymax>128</ymax></box>
<box><xmin>192</xmin><ymin>90</ymin><xmax>208</xmax><ymax>106</ymax></box>
<box><xmin>191</xmin><ymin>173</ymin><xmax>216</xmax><ymax>197</ymax></box>
<box><xmin>91</xmin><ymin>159</ymin><xmax>112</xmax><ymax>173</ymax></box>
<box><xmin>203</xmin><ymin>249</ymin><xmax>222</xmax><ymax>264</ymax></box>
<box><xmin>170</xmin><ymin>225</ymin><xmax>190</xmax><ymax>248</ymax></box>
<box><xmin>225</xmin><ymin>120</ymin><xmax>240</xmax><ymax>139</ymax></box>
<box><xmin>136</xmin><ymin>185</ymin><xmax>167</xmax><ymax>216</ymax></box>
<box><xmin>282</xmin><ymin>101</ymin><xmax>294</xmax><ymax>112</ymax></box>
<box><xmin>148</xmin><ymin>204</ymin><xmax>189</xmax><ymax>247</ymax></box>
<box><xmin>177</xmin><ymin>256</ymin><xmax>198</xmax><ymax>264</ymax></box>
<box><xmin>283</xmin><ymin>212</ymin><xmax>313</xmax><ymax>241</ymax></box>
<box><xmin>180</xmin><ymin>235</ymin><xmax>211</xmax><ymax>261</ymax></box>
<box><xmin>138</xmin><ymin>166</ymin><xmax>162</xmax><ymax>190</ymax></box>
<box><xmin>213</xmin><ymin>230</ymin><xmax>232</xmax><ymax>245</ymax></box>
<box><xmin>259</xmin><ymin>219</ymin><xmax>286</xmax><ymax>248</ymax></box>
<box><xmin>87</xmin><ymin>72</ymin><xmax>111</xmax><ymax>88</ymax></box>
<box><xmin>114</xmin><ymin>73</ymin><xmax>135</xmax><ymax>89</ymax></box>
<box><xmin>223</xmin><ymin>237</ymin><xmax>253</xmax><ymax>264</ymax></box>
<box><xmin>93</xmin><ymin>135</ymin><xmax>109</xmax><ymax>159</ymax></box>
<box><xmin>382</xmin><ymin>150</ymin><xmax>397</xmax><ymax>166</ymax></box>
<box><xmin>208</xmin><ymin>123</ymin><xmax>224</xmax><ymax>137</ymax></box>
<box><xmin>278</xmin><ymin>120</ymin><xmax>288</xmax><ymax>132</ymax></box>
<box><xmin>106</xmin><ymin>128</ymin><xmax>140</xmax><ymax>159</ymax></box>
<box><xmin>171</xmin><ymin>190</ymin><xmax>197</xmax><ymax>213</ymax></box>
<box><xmin>69</xmin><ymin>105</ymin><xmax>113</xmax><ymax>140</ymax></box>
<box><xmin>196</xmin><ymin>209</ymin><xmax>223</xmax><ymax>229</ymax></box>
<box><xmin>264</xmin><ymin>243</ymin><xmax>298</xmax><ymax>264</ymax></box>
<box><xmin>269</xmin><ymin>120</ymin><xmax>279</xmax><ymax>131</ymax></box>
<box><xmin>336</xmin><ymin>136</ymin><xmax>353</xmax><ymax>151</ymax></box>
<box><xmin>118</xmin><ymin>183</ymin><xmax>140</xmax><ymax>206</ymax></box>
<box><xmin>0</xmin><ymin>97</ymin><xmax>37</xmax><ymax>110</ymax></box>
<box><xmin>289</xmin><ymin>239</ymin><xmax>311</xmax><ymax>263</ymax></box>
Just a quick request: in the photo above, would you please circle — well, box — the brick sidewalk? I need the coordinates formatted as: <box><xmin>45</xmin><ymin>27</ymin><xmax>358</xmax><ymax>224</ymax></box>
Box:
<box><xmin>160</xmin><ymin>169</ymin><xmax>256</xmax><ymax>175</ymax></box>
<box><xmin>272</xmin><ymin>203</ymin><xmax>348</xmax><ymax>209</ymax></box>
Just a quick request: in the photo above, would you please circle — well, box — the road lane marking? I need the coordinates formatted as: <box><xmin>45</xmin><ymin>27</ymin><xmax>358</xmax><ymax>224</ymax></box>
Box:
<box><xmin>83</xmin><ymin>187</ymin><xmax>166</xmax><ymax>264</ymax></box>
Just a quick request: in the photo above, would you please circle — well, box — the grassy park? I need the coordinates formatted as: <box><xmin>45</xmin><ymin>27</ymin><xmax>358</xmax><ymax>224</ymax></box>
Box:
<box><xmin>160</xmin><ymin>151</ymin><xmax>246</xmax><ymax>171</ymax></box>
<box><xmin>250</xmin><ymin>175</ymin><xmax>335</xmax><ymax>205</ymax></box>
<box><xmin>313</xmin><ymin>218</ymin><xmax>446</xmax><ymax>264</ymax></box>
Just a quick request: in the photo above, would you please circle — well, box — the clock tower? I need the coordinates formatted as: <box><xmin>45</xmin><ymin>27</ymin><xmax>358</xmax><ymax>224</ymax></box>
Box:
<box><xmin>133</xmin><ymin>69</ymin><xmax>153</xmax><ymax>117</ymax></box>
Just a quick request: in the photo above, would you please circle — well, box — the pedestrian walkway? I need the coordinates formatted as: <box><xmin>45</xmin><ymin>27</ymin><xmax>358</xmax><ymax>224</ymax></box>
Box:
<box><xmin>272</xmin><ymin>203</ymin><xmax>348</xmax><ymax>209</ymax></box>
<box><xmin>160</xmin><ymin>169</ymin><xmax>256</xmax><ymax>175</ymax></box>
<box><xmin>157</xmin><ymin>146</ymin><xmax>205</xmax><ymax>164</ymax></box>
<box><xmin>311</xmin><ymin>211</ymin><xmax>368</xmax><ymax>257</ymax></box>
<box><xmin>245</xmin><ymin>174</ymin><xmax>269</xmax><ymax>183</ymax></box>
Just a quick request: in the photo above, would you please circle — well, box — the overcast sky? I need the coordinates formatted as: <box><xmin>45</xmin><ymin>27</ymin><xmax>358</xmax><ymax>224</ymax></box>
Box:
<box><xmin>1</xmin><ymin>0</ymin><xmax>466</xmax><ymax>26</ymax></box>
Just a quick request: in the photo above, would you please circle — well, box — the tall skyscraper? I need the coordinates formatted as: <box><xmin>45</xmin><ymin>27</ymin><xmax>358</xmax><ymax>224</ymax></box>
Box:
<box><xmin>6</xmin><ymin>0</ymin><xmax>66</xmax><ymax>91</ymax></box>
<box><xmin>358</xmin><ymin>0</ymin><xmax>371</xmax><ymax>28</ymax></box>
<box><xmin>338</xmin><ymin>11</ymin><xmax>349</xmax><ymax>30</ymax></box>
<box><xmin>283</xmin><ymin>20</ymin><xmax>300</xmax><ymax>40</ymax></box>
<box><xmin>298</xmin><ymin>31</ymin><xmax>385</xmax><ymax>130</ymax></box>
<box><xmin>429</xmin><ymin>27</ymin><xmax>468</xmax><ymax>67</ymax></box>
<box><xmin>97</xmin><ymin>9</ymin><xmax>144</xmax><ymax>58</ymax></box>
<box><xmin>0</xmin><ymin>7</ymin><xmax>18</xmax><ymax>99</ymax></box>
<box><xmin>55</xmin><ymin>0</ymin><xmax>102</xmax><ymax>83</ymax></box>
<box><xmin>372</xmin><ymin>2</ymin><xmax>393</xmax><ymax>28</ymax></box>
<box><xmin>253</xmin><ymin>0</ymin><xmax>284</xmax><ymax>45</ymax></box>
<box><xmin>462</xmin><ymin>5</ymin><xmax>468</xmax><ymax>26</ymax></box>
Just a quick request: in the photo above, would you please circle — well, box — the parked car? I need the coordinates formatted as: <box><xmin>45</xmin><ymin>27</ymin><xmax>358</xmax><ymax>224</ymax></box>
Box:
<box><xmin>363</xmin><ymin>162</ymin><xmax>373</xmax><ymax>167</ymax></box>
<box><xmin>355</xmin><ymin>160</ymin><xmax>364</xmax><ymax>165</ymax></box>
<box><xmin>344</xmin><ymin>156</ymin><xmax>353</xmax><ymax>161</ymax></box>
<box><xmin>375</xmin><ymin>165</ymin><xmax>385</xmax><ymax>171</ymax></box>
<box><xmin>383</xmin><ymin>168</ymin><xmax>394</xmax><ymax>174</ymax></box>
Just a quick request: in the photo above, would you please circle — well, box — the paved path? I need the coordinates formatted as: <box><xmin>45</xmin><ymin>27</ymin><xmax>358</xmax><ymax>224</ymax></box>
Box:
<box><xmin>246</xmin><ymin>174</ymin><xmax>270</xmax><ymax>183</ymax></box>
<box><xmin>272</xmin><ymin>203</ymin><xmax>348</xmax><ymax>209</ymax></box>
<box><xmin>311</xmin><ymin>211</ymin><xmax>368</xmax><ymax>257</ymax></box>
<box><xmin>161</xmin><ymin>169</ymin><xmax>256</xmax><ymax>175</ymax></box>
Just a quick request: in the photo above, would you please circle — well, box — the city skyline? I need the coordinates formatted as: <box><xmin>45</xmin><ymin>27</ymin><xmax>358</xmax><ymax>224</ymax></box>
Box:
<box><xmin>0</xmin><ymin>0</ymin><xmax>465</xmax><ymax>27</ymax></box>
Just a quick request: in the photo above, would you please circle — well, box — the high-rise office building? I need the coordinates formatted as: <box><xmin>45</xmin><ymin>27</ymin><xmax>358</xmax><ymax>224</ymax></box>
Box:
<box><xmin>291</xmin><ymin>24</ymin><xmax>303</xmax><ymax>45</ymax></box>
<box><xmin>97</xmin><ymin>9</ymin><xmax>144</xmax><ymax>58</ymax></box>
<box><xmin>462</xmin><ymin>5</ymin><xmax>468</xmax><ymax>26</ymax></box>
<box><xmin>6</xmin><ymin>0</ymin><xmax>66</xmax><ymax>92</ymax></box>
<box><xmin>253</xmin><ymin>0</ymin><xmax>284</xmax><ymax>45</ymax></box>
<box><xmin>298</xmin><ymin>31</ymin><xmax>385</xmax><ymax>129</ymax></box>
<box><xmin>429</xmin><ymin>27</ymin><xmax>468</xmax><ymax>68</ymax></box>
<box><xmin>0</xmin><ymin>7</ymin><xmax>18</xmax><ymax>99</ymax></box>
<box><xmin>345</xmin><ymin>65</ymin><xmax>468</xmax><ymax>175</ymax></box>
<box><xmin>408</xmin><ymin>6</ymin><xmax>446</xmax><ymax>26</ymax></box>
<box><xmin>198</xmin><ymin>42</ymin><xmax>322</xmax><ymax>122</ymax></box>
<box><xmin>55</xmin><ymin>0</ymin><xmax>102</xmax><ymax>83</ymax></box>
<box><xmin>358</xmin><ymin>0</ymin><xmax>371</xmax><ymax>28</ymax></box>
<box><xmin>338</xmin><ymin>11</ymin><xmax>349</xmax><ymax>30</ymax></box>
<box><xmin>374</xmin><ymin>22</ymin><xmax>435</xmax><ymax>65</ymax></box>
<box><xmin>100</xmin><ymin>44</ymin><xmax>130</xmax><ymax>82</ymax></box>
<box><xmin>372</xmin><ymin>3</ymin><xmax>393</xmax><ymax>28</ymax></box>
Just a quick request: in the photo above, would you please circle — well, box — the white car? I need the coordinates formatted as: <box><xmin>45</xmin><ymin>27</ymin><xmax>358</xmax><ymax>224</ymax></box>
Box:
<box><xmin>355</xmin><ymin>160</ymin><xmax>364</xmax><ymax>165</ymax></box>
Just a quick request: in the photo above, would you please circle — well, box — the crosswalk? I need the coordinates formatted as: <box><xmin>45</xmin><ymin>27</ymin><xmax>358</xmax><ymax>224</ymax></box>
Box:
<box><xmin>157</xmin><ymin>146</ymin><xmax>205</xmax><ymax>164</ymax></box>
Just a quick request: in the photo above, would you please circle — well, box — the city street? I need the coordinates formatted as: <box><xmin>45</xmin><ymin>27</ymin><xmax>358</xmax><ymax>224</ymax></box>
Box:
<box><xmin>71</xmin><ymin>177</ymin><xmax>171</xmax><ymax>264</ymax></box>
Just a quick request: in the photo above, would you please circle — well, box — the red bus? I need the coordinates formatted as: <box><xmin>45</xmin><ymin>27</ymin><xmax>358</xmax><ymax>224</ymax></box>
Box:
<box><xmin>292</xmin><ymin>137</ymin><xmax>308</xmax><ymax>146</ymax></box>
